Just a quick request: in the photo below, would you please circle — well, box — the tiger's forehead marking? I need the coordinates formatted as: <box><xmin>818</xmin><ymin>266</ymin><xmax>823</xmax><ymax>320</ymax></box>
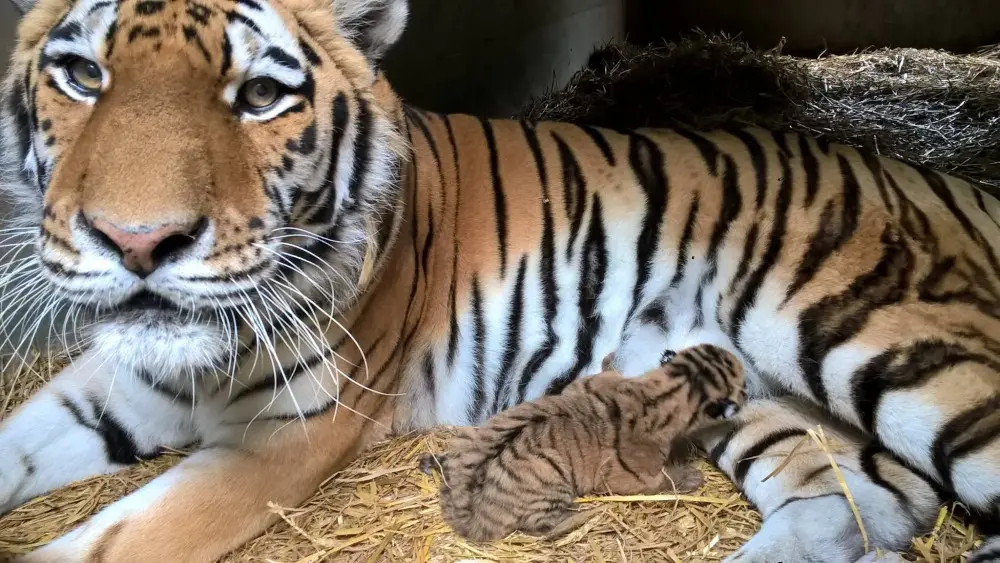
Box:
<box><xmin>42</xmin><ymin>0</ymin><xmax>311</xmax><ymax>85</ymax></box>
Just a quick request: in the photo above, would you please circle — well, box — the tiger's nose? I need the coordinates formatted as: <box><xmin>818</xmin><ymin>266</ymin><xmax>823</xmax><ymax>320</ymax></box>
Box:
<box><xmin>86</xmin><ymin>216</ymin><xmax>208</xmax><ymax>277</ymax></box>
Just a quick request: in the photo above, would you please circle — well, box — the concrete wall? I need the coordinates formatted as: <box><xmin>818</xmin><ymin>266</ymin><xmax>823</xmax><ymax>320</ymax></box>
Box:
<box><xmin>1</xmin><ymin>2</ymin><xmax>17</xmax><ymax>78</ymax></box>
<box><xmin>628</xmin><ymin>0</ymin><xmax>1000</xmax><ymax>54</ymax></box>
<box><xmin>382</xmin><ymin>0</ymin><xmax>626</xmax><ymax>117</ymax></box>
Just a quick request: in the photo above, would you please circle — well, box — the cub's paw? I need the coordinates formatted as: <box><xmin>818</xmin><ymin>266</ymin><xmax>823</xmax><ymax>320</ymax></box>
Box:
<box><xmin>419</xmin><ymin>453</ymin><xmax>447</xmax><ymax>476</ymax></box>
<box><xmin>705</xmin><ymin>399</ymin><xmax>741</xmax><ymax>420</ymax></box>
<box><xmin>660</xmin><ymin>349</ymin><xmax>677</xmax><ymax>365</ymax></box>
<box><xmin>662</xmin><ymin>464</ymin><xmax>703</xmax><ymax>493</ymax></box>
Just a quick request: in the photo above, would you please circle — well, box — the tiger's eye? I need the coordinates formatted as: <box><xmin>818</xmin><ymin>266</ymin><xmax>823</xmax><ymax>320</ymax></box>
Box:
<box><xmin>240</xmin><ymin>78</ymin><xmax>280</xmax><ymax>109</ymax></box>
<box><xmin>67</xmin><ymin>58</ymin><xmax>103</xmax><ymax>93</ymax></box>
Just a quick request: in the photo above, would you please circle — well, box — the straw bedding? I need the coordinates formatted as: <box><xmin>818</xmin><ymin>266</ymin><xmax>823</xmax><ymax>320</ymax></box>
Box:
<box><xmin>3</xmin><ymin>33</ymin><xmax>999</xmax><ymax>561</ymax></box>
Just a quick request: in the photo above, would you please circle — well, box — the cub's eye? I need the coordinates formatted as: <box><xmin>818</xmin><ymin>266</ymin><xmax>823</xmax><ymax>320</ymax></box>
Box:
<box><xmin>238</xmin><ymin>78</ymin><xmax>281</xmax><ymax>110</ymax></box>
<box><xmin>65</xmin><ymin>57</ymin><xmax>103</xmax><ymax>94</ymax></box>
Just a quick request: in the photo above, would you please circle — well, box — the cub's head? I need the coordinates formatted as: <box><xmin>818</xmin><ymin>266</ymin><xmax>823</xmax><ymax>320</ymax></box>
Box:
<box><xmin>660</xmin><ymin>344</ymin><xmax>747</xmax><ymax>423</ymax></box>
<box><xmin>0</xmin><ymin>0</ymin><xmax>409</xmax><ymax>376</ymax></box>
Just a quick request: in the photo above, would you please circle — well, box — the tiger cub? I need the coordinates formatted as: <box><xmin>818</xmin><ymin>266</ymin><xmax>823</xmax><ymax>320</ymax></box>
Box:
<box><xmin>419</xmin><ymin>344</ymin><xmax>746</xmax><ymax>541</ymax></box>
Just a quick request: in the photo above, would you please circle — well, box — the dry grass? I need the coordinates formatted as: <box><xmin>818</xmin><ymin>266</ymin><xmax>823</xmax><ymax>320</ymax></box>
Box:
<box><xmin>519</xmin><ymin>34</ymin><xmax>1000</xmax><ymax>198</ymax></box>
<box><xmin>0</xmin><ymin>353</ymin><xmax>983</xmax><ymax>562</ymax></box>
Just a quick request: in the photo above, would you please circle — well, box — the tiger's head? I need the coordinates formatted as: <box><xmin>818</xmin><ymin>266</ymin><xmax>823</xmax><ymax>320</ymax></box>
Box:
<box><xmin>0</xmin><ymin>0</ymin><xmax>410</xmax><ymax>378</ymax></box>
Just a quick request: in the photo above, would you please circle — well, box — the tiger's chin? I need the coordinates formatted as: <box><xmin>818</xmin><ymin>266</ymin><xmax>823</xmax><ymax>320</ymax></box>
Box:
<box><xmin>87</xmin><ymin>308</ymin><xmax>230</xmax><ymax>381</ymax></box>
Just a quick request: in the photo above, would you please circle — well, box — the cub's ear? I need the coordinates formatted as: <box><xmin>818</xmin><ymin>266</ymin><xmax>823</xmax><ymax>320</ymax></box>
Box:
<box><xmin>333</xmin><ymin>0</ymin><xmax>408</xmax><ymax>63</ymax></box>
<box><xmin>9</xmin><ymin>0</ymin><xmax>35</xmax><ymax>14</ymax></box>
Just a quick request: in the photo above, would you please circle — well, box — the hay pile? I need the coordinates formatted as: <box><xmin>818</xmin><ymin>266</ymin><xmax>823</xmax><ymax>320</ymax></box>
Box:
<box><xmin>520</xmin><ymin>34</ymin><xmax>1000</xmax><ymax>198</ymax></box>
<box><xmin>0</xmin><ymin>358</ymin><xmax>983</xmax><ymax>561</ymax></box>
<box><xmin>3</xmin><ymin>35</ymin><xmax>1000</xmax><ymax>561</ymax></box>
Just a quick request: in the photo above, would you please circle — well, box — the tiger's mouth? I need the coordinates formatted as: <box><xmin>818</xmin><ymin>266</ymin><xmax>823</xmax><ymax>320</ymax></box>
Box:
<box><xmin>122</xmin><ymin>290</ymin><xmax>181</xmax><ymax>312</ymax></box>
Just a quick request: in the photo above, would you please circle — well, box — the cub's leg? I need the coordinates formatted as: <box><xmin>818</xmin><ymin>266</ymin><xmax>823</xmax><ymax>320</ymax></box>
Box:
<box><xmin>693</xmin><ymin>397</ymin><xmax>941</xmax><ymax>563</ymax></box>
<box><xmin>0</xmin><ymin>351</ymin><xmax>196</xmax><ymax>514</ymax></box>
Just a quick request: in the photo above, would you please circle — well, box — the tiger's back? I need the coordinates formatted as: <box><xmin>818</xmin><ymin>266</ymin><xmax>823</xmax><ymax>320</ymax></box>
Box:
<box><xmin>402</xmin><ymin>116</ymin><xmax>1000</xmax><ymax>428</ymax></box>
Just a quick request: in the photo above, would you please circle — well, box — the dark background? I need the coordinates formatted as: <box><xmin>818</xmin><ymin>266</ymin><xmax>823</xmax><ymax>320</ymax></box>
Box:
<box><xmin>3</xmin><ymin>0</ymin><xmax>1000</xmax><ymax>115</ymax></box>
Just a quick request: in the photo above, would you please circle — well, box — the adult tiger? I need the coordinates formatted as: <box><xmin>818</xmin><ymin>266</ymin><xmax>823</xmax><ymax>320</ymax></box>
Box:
<box><xmin>0</xmin><ymin>0</ymin><xmax>998</xmax><ymax>561</ymax></box>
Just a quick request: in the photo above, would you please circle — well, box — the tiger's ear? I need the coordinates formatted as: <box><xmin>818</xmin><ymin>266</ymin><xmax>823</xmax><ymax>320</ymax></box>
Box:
<box><xmin>9</xmin><ymin>0</ymin><xmax>35</xmax><ymax>14</ymax></box>
<box><xmin>333</xmin><ymin>0</ymin><xmax>408</xmax><ymax>63</ymax></box>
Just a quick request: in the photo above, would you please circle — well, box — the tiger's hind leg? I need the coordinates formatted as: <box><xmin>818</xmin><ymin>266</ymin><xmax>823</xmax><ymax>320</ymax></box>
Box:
<box><xmin>692</xmin><ymin>397</ymin><xmax>941</xmax><ymax>563</ymax></box>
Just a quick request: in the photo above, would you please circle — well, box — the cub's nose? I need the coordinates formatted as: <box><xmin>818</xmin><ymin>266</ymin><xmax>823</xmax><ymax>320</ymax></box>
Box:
<box><xmin>85</xmin><ymin>215</ymin><xmax>208</xmax><ymax>277</ymax></box>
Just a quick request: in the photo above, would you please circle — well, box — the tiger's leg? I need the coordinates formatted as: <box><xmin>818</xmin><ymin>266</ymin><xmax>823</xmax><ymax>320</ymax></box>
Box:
<box><xmin>693</xmin><ymin>397</ymin><xmax>941</xmax><ymax>563</ymax></box>
<box><xmin>0</xmin><ymin>351</ymin><xmax>197</xmax><ymax>513</ymax></box>
<box><xmin>13</xmin><ymin>392</ymin><xmax>386</xmax><ymax>563</ymax></box>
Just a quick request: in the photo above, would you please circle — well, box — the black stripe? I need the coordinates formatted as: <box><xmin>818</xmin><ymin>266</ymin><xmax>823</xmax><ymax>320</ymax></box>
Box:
<box><xmin>492</xmin><ymin>256</ymin><xmax>528</xmax><ymax>413</ymax></box>
<box><xmin>932</xmin><ymin>395</ymin><xmax>1000</xmax><ymax>492</ymax></box>
<box><xmin>135</xmin><ymin>0</ymin><xmax>165</xmax><ymax>14</ymax></box>
<box><xmin>859</xmin><ymin>442</ymin><xmax>918</xmax><ymax>510</ymax></box>
<box><xmin>182</xmin><ymin>25</ymin><xmax>212</xmax><ymax>63</ymax></box>
<box><xmin>730</xmin><ymin>128</ymin><xmax>768</xmax><ymax>209</ymax></box>
<box><xmin>708</xmin><ymin>425</ymin><xmax>739</xmax><ymax>464</ymax></box>
<box><xmin>308</xmin><ymin>92</ymin><xmax>349</xmax><ymax>225</ymax></box>
<box><xmin>579</xmin><ymin>125</ymin><xmax>616</xmax><ymax>166</ymax></box>
<box><xmin>59</xmin><ymin>394</ymin><xmax>88</xmax><ymax>426</ymax></box>
<box><xmin>553</xmin><ymin>132</ymin><xmax>587</xmax><ymax>260</ymax></box>
<box><xmin>770</xmin><ymin>130</ymin><xmax>792</xmax><ymax>158</ymax></box>
<box><xmin>226</xmin><ymin>11</ymin><xmax>262</xmax><ymax>34</ymax></box>
<box><xmin>407</xmin><ymin>109</ymin><xmax>442</xmax><ymax>178</ymax></box>
<box><xmin>784</xmin><ymin>155</ymin><xmax>862</xmax><ymax>303</ymax></box>
<box><xmin>516</xmin><ymin>123</ymin><xmax>560</xmax><ymax>402</ymax></box>
<box><xmin>626</xmin><ymin>133</ymin><xmax>668</xmax><ymax>323</ymax></box>
<box><xmin>733</xmin><ymin>428</ymin><xmax>808</xmax><ymax>486</ymax></box>
<box><xmin>466</xmin><ymin>277</ymin><xmax>488</xmax><ymax>422</ymax></box>
<box><xmin>545</xmin><ymin>194</ymin><xmax>608</xmax><ymax>395</ymax></box>
<box><xmin>798</xmin><ymin>135</ymin><xmax>820</xmax><ymax>207</ymax></box>
<box><xmin>299</xmin><ymin>38</ymin><xmax>321</xmax><ymax>66</ymax></box>
<box><xmin>521</xmin><ymin>121</ymin><xmax>547</xmax><ymax>187</ymax></box>
<box><xmin>731</xmin><ymin>151</ymin><xmax>792</xmax><ymax>342</ymax></box>
<box><xmin>697</xmin><ymin>155</ymin><xmax>743</xmax><ymax>325</ymax></box>
<box><xmin>921</xmin><ymin>167</ymin><xmax>1000</xmax><ymax>279</ymax></box>
<box><xmin>61</xmin><ymin>394</ymin><xmax>150</xmax><ymax>465</ymax></box>
<box><xmin>974</xmin><ymin>189</ymin><xmax>1000</xmax><ymax>230</ymax></box>
<box><xmin>228</xmin><ymin>350</ymin><xmax>331</xmax><ymax>404</ymax></box>
<box><xmin>89</xmin><ymin>399</ymin><xmax>152</xmax><ymax>465</ymax></box>
<box><xmin>669</xmin><ymin>193</ymin><xmax>699</xmax><ymax>289</ymax></box>
<box><xmin>771</xmin><ymin>492</ymin><xmax>846</xmax><ymax>516</ymax></box>
<box><xmin>804</xmin><ymin>225</ymin><xmax>913</xmax><ymax>406</ymax></box>
<box><xmin>346</xmin><ymin>97</ymin><xmax>373</xmax><ymax>206</ymax></box>
<box><xmin>137</xmin><ymin>369</ymin><xmax>194</xmax><ymax>404</ymax></box>
<box><xmin>220</xmin><ymin>33</ymin><xmax>233</xmax><ymax>76</ymax></box>
<box><xmin>861</xmin><ymin>151</ymin><xmax>894</xmax><ymax>214</ymax></box>
<box><xmin>480</xmin><ymin>118</ymin><xmax>508</xmax><ymax>278</ymax></box>
<box><xmin>49</xmin><ymin>21</ymin><xmax>83</xmax><ymax>42</ymax></box>
<box><xmin>444</xmin><ymin>115</ymin><xmax>461</xmax><ymax>368</ymax></box>
<box><xmin>9</xmin><ymin>79</ymin><xmax>32</xmax><ymax>186</ymax></box>
<box><xmin>920</xmin><ymin>166</ymin><xmax>977</xmax><ymax>240</ymax></box>
<box><xmin>287</xmin><ymin>122</ymin><xmax>317</xmax><ymax>154</ymax></box>
<box><xmin>421</xmin><ymin>350</ymin><xmax>435</xmax><ymax>403</ymax></box>
<box><xmin>673</xmin><ymin>126</ymin><xmax>719</xmax><ymax>175</ymax></box>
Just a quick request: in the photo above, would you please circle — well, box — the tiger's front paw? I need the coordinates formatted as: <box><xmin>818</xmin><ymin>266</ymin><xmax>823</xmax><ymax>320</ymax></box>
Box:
<box><xmin>0</xmin><ymin>446</ymin><xmax>30</xmax><ymax>515</ymax></box>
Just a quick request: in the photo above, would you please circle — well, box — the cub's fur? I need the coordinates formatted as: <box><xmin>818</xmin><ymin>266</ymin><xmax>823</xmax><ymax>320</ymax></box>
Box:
<box><xmin>420</xmin><ymin>344</ymin><xmax>746</xmax><ymax>541</ymax></box>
